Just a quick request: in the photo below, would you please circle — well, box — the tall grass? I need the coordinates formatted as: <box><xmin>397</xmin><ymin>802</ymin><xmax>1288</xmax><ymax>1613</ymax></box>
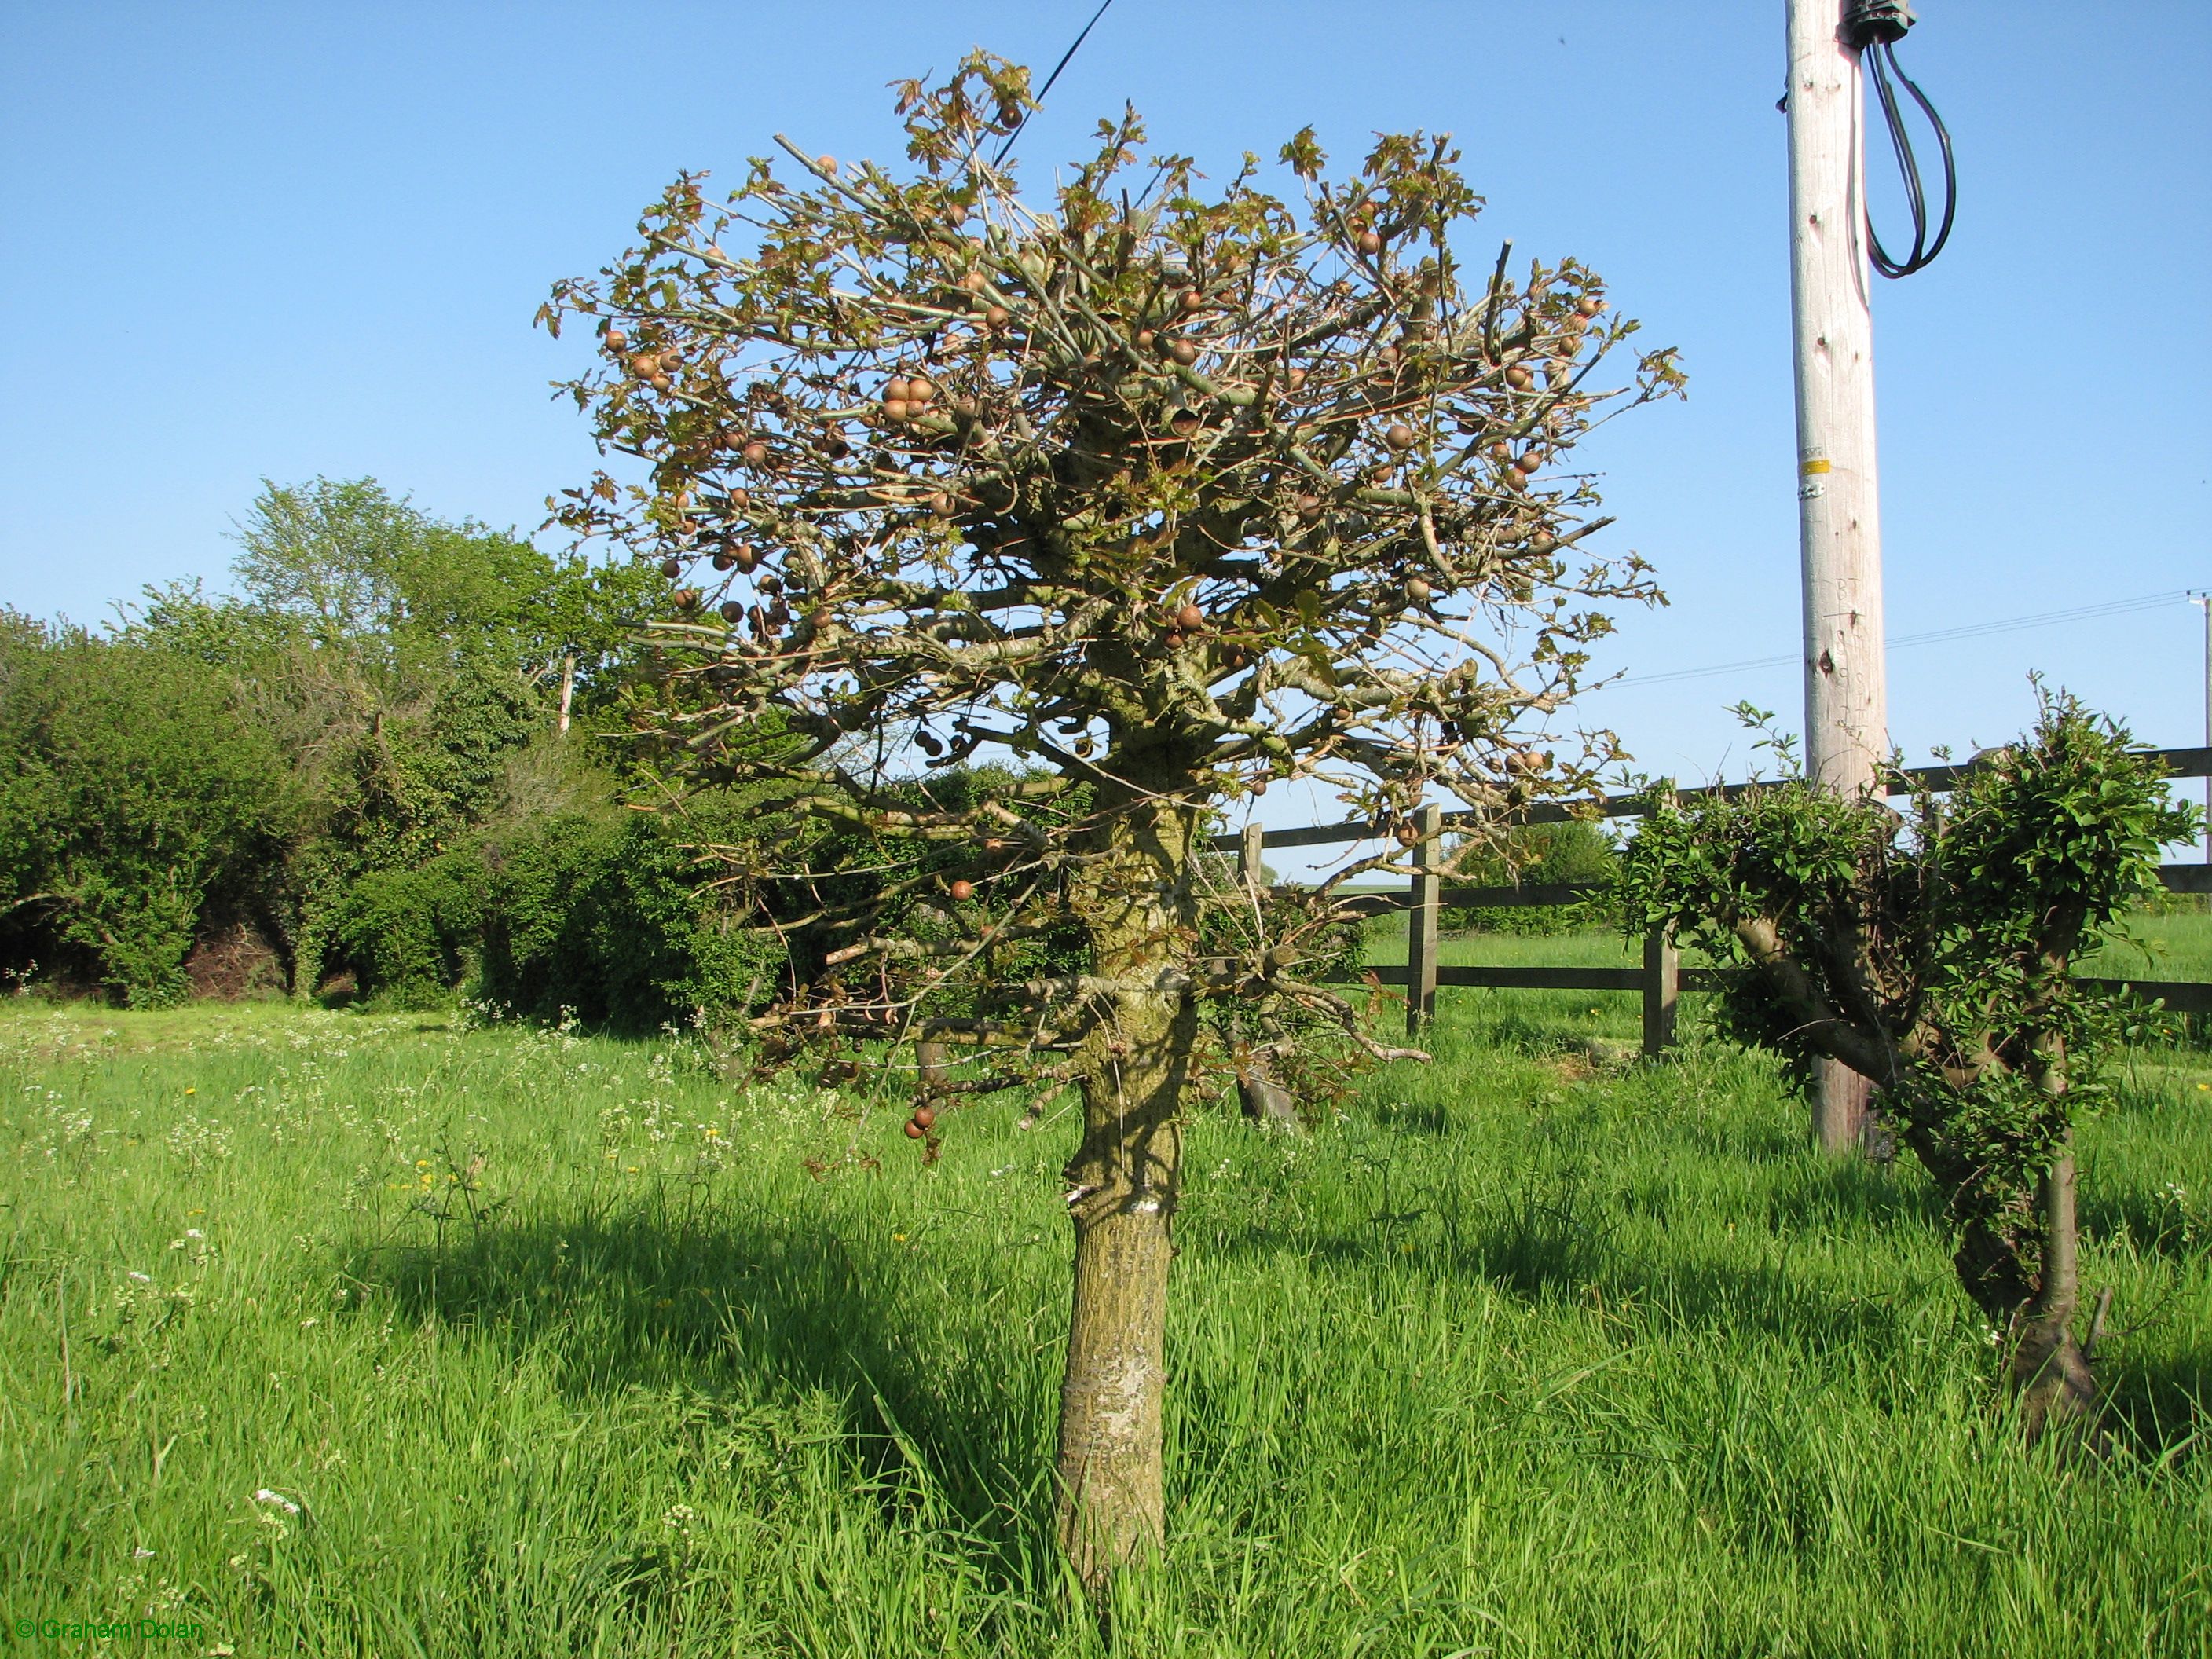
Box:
<box><xmin>2</xmin><ymin>987</ymin><xmax>2207</xmax><ymax>1656</ymax></box>
<box><xmin>2083</xmin><ymin>908</ymin><xmax>2212</xmax><ymax>986</ymax></box>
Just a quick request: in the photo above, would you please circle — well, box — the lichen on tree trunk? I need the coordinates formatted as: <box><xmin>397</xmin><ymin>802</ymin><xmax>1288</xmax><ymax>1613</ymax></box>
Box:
<box><xmin>1053</xmin><ymin>778</ymin><xmax>1199</xmax><ymax>1590</ymax></box>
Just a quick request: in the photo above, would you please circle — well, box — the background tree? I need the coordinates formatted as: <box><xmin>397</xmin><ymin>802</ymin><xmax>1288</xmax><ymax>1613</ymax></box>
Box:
<box><xmin>0</xmin><ymin>615</ymin><xmax>301</xmax><ymax>1003</ymax></box>
<box><xmin>130</xmin><ymin>478</ymin><xmax>664</xmax><ymax>988</ymax></box>
<box><xmin>0</xmin><ymin>478</ymin><xmax>679</xmax><ymax>1007</ymax></box>
<box><xmin>218</xmin><ymin>476</ymin><xmax>654</xmax><ymax>688</ymax></box>
<box><xmin>545</xmin><ymin>54</ymin><xmax>1680</xmax><ymax>1584</ymax></box>
<box><xmin>1621</xmin><ymin>693</ymin><xmax>2194</xmax><ymax>1433</ymax></box>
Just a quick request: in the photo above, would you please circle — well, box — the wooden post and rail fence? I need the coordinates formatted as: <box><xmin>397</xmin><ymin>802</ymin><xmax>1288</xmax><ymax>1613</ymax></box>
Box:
<box><xmin>1216</xmin><ymin>748</ymin><xmax>2212</xmax><ymax>1058</ymax></box>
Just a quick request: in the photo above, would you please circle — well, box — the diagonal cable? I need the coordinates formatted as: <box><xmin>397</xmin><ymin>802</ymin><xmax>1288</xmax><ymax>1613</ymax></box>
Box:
<box><xmin>992</xmin><ymin>0</ymin><xmax>1117</xmax><ymax>169</ymax></box>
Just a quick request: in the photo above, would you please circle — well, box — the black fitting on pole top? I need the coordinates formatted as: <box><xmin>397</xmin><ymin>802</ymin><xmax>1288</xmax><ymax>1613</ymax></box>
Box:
<box><xmin>1837</xmin><ymin>0</ymin><xmax>1954</xmax><ymax>277</ymax></box>
<box><xmin>1844</xmin><ymin>0</ymin><xmax>1915</xmax><ymax>49</ymax></box>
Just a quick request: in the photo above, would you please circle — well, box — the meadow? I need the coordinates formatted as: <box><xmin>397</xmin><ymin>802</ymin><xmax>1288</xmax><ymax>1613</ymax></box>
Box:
<box><xmin>3</xmin><ymin>933</ymin><xmax>2209</xmax><ymax>1657</ymax></box>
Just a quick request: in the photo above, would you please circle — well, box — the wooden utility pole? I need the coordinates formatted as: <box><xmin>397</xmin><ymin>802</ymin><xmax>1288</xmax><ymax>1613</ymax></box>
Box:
<box><xmin>1785</xmin><ymin>0</ymin><xmax>1888</xmax><ymax>1154</ymax></box>
<box><xmin>2193</xmin><ymin>595</ymin><xmax>2210</xmax><ymax>865</ymax></box>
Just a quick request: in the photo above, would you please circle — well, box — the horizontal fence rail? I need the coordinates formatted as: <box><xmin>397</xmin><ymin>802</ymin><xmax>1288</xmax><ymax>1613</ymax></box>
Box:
<box><xmin>1348</xmin><ymin>962</ymin><xmax>2212</xmax><ymax>1015</ymax></box>
<box><xmin>1220</xmin><ymin>748</ymin><xmax>2212</xmax><ymax>1054</ymax></box>
<box><xmin>1209</xmin><ymin>746</ymin><xmax>2212</xmax><ymax>857</ymax></box>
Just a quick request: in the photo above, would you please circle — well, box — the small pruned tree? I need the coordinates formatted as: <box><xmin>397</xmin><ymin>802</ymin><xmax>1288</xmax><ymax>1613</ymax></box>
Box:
<box><xmin>544</xmin><ymin>54</ymin><xmax>1679</xmax><ymax>1585</ymax></box>
<box><xmin>1621</xmin><ymin>693</ymin><xmax>2194</xmax><ymax>1434</ymax></box>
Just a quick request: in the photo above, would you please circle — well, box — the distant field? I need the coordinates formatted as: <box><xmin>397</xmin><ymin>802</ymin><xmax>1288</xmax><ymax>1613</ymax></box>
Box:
<box><xmin>2082</xmin><ymin>908</ymin><xmax>2212</xmax><ymax>986</ymax></box>
<box><xmin>2</xmin><ymin>984</ymin><xmax>2207</xmax><ymax>1655</ymax></box>
<box><xmin>1358</xmin><ymin>909</ymin><xmax>2212</xmax><ymax>1042</ymax></box>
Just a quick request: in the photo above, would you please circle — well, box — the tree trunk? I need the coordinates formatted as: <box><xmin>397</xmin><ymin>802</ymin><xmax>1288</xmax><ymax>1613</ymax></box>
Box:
<box><xmin>1229</xmin><ymin>1016</ymin><xmax>1302</xmax><ymax>1131</ymax></box>
<box><xmin>2011</xmin><ymin>1142</ymin><xmax>2097</xmax><ymax>1435</ymax></box>
<box><xmin>1235</xmin><ymin>1060</ymin><xmax>1302</xmax><ymax>1130</ymax></box>
<box><xmin>1053</xmin><ymin>781</ymin><xmax>1198</xmax><ymax>1592</ymax></box>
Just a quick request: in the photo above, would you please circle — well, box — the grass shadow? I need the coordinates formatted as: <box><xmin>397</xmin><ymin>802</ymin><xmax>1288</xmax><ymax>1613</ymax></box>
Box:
<box><xmin>2080</xmin><ymin>1191</ymin><xmax>2210</xmax><ymax>1264</ymax></box>
<box><xmin>1205</xmin><ymin>1185</ymin><xmax>1928</xmax><ymax>1358</ymax></box>
<box><xmin>1371</xmin><ymin>1098</ymin><xmax>1452</xmax><ymax>1136</ymax></box>
<box><xmin>2100</xmin><ymin>1347</ymin><xmax>2212</xmax><ymax>1470</ymax></box>
<box><xmin>1758</xmin><ymin>1155</ymin><xmax>1946</xmax><ymax>1234</ymax></box>
<box><xmin>358</xmin><ymin>1186</ymin><xmax>1061</xmax><ymax>1584</ymax></box>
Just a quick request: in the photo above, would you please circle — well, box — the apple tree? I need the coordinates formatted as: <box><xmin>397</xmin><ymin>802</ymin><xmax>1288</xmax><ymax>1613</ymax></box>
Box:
<box><xmin>544</xmin><ymin>55</ymin><xmax>1680</xmax><ymax>1586</ymax></box>
<box><xmin>1621</xmin><ymin>694</ymin><xmax>2194</xmax><ymax>1433</ymax></box>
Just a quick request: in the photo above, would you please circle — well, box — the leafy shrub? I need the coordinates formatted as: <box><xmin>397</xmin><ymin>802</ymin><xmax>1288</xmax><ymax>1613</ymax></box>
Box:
<box><xmin>323</xmin><ymin>800</ymin><xmax>781</xmax><ymax>1031</ymax></box>
<box><xmin>0</xmin><ymin>620</ymin><xmax>302</xmax><ymax>1005</ymax></box>
<box><xmin>323</xmin><ymin>855</ymin><xmax>488</xmax><ymax>1008</ymax></box>
<box><xmin>4</xmin><ymin>477</ymin><xmax>670</xmax><ymax>1010</ymax></box>
<box><xmin>476</xmin><ymin>809</ymin><xmax>779</xmax><ymax>1031</ymax></box>
<box><xmin>1445</xmin><ymin>818</ymin><xmax>1620</xmax><ymax>934</ymax></box>
<box><xmin>1621</xmin><ymin>692</ymin><xmax>2196</xmax><ymax>1428</ymax></box>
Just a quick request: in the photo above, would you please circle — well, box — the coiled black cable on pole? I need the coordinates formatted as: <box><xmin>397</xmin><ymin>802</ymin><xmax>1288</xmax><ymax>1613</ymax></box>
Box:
<box><xmin>1844</xmin><ymin>0</ymin><xmax>1957</xmax><ymax>278</ymax></box>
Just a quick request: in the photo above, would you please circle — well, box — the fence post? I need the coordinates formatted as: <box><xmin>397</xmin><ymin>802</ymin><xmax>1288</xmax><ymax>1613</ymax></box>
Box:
<box><xmin>1406</xmin><ymin>802</ymin><xmax>1442</xmax><ymax>1037</ymax></box>
<box><xmin>1642</xmin><ymin>926</ymin><xmax>1679</xmax><ymax>1058</ymax></box>
<box><xmin>1239</xmin><ymin>821</ymin><xmax>1265</xmax><ymax>893</ymax></box>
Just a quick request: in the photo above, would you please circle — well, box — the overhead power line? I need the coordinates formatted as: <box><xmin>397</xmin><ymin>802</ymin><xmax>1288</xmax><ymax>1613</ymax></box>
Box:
<box><xmin>992</xmin><ymin>0</ymin><xmax>1116</xmax><ymax>167</ymax></box>
<box><xmin>1608</xmin><ymin>590</ymin><xmax>2194</xmax><ymax>690</ymax></box>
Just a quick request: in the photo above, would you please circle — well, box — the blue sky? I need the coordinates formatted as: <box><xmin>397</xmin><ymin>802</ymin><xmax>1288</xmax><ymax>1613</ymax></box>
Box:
<box><xmin>2</xmin><ymin>2</ymin><xmax>2206</xmax><ymax>823</ymax></box>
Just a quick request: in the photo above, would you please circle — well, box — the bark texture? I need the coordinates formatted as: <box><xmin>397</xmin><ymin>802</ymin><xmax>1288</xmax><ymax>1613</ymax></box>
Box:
<box><xmin>1235</xmin><ymin>1062</ymin><xmax>1302</xmax><ymax>1130</ymax></box>
<box><xmin>1053</xmin><ymin>781</ymin><xmax>1198</xmax><ymax>1590</ymax></box>
<box><xmin>1229</xmin><ymin>1019</ymin><xmax>1303</xmax><ymax>1131</ymax></box>
<box><xmin>2010</xmin><ymin>1148</ymin><xmax>2097</xmax><ymax>1434</ymax></box>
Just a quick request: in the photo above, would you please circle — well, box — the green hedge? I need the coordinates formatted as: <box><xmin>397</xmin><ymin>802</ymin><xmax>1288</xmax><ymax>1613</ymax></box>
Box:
<box><xmin>1444</xmin><ymin>819</ymin><xmax>1621</xmax><ymax>935</ymax></box>
<box><xmin>325</xmin><ymin>808</ymin><xmax>779</xmax><ymax>1031</ymax></box>
<box><xmin>0</xmin><ymin>623</ymin><xmax>302</xmax><ymax>1005</ymax></box>
<box><xmin>478</xmin><ymin>811</ymin><xmax>775</xmax><ymax>1030</ymax></box>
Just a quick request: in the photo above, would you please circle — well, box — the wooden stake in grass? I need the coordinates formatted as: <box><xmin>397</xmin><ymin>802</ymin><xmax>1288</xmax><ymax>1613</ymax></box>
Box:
<box><xmin>544</xmin><ymin>53</ymin><xmax>1679</xmax><ymax>1589</ymax></box>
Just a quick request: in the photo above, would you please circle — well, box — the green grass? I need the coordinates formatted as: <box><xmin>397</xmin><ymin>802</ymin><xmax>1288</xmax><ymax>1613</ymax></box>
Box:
<box><xmin>2084</xmin><ymin>909</ymin><xmax>2212</xmax><ymax>986</ymax></box>
<box><xmin>1366</xmin><ymin>908</ymin><xmax>2212</xmax><ymax>1046</ymax></box>
<box><xmin>2</xmin><ymin>988</ymin><xmax>2208</xmax><ymax>1657</ymax></box>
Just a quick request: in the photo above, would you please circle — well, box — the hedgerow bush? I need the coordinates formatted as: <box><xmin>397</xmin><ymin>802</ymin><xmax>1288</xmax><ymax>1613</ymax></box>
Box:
<box><xmin>322</xmin><ymin>855</ymin><xmax>488</xmax><ymax>1009</ymax></box>
<box><xmin>476</xmin><ymin>809</ymin><xmax>779</xmax><ymax>1031</ymax></box>
<box><xmin>1445</xmin><ymin>818</ymin><xmax>1620</xmax><ymax>934</ymax></box>
<box><xmin>321</xmin><ymin>804</ymin><xmax>782</xmax><ymax>1031</ymax></box>
<box><xmin>0</xmin><ymin>617</ymin><xmax>302</xmax><ymax>1005</ymax></box>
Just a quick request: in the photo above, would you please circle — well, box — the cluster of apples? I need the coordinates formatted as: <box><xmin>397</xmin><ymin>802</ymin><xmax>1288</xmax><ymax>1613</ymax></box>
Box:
<box><xmin>603</xmin><ymin>327</ymin><xmax>676</xmax><ymax>394</ymax></box>
<box><xmin>1161</xmin><ymin>601</ymin><xmax>1207</xmax><ymax>650</ymax></box>
<box><xmin>1128</xmin><ymin>286</ymin><xmax>1207</xmax><ymax>367</ymax></box>
<box><xmin>952</xmin><ymin>269</ymin><xmax>1013</xmax><ymax>331</ymax></box>
<box><xmin>879</xmin><ymin>372</ymin><xmax>940</xmax><ymax>427</ymax></box>
<box><xmin>1343</xmin><ymin>208</ymin><xmax>1386</xmax><ymax>258</ymax></box>
<box><xmin>1490</xmin><ymin>439</ymin><xmax>1548</xmax><ymax>490</ymax></box>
